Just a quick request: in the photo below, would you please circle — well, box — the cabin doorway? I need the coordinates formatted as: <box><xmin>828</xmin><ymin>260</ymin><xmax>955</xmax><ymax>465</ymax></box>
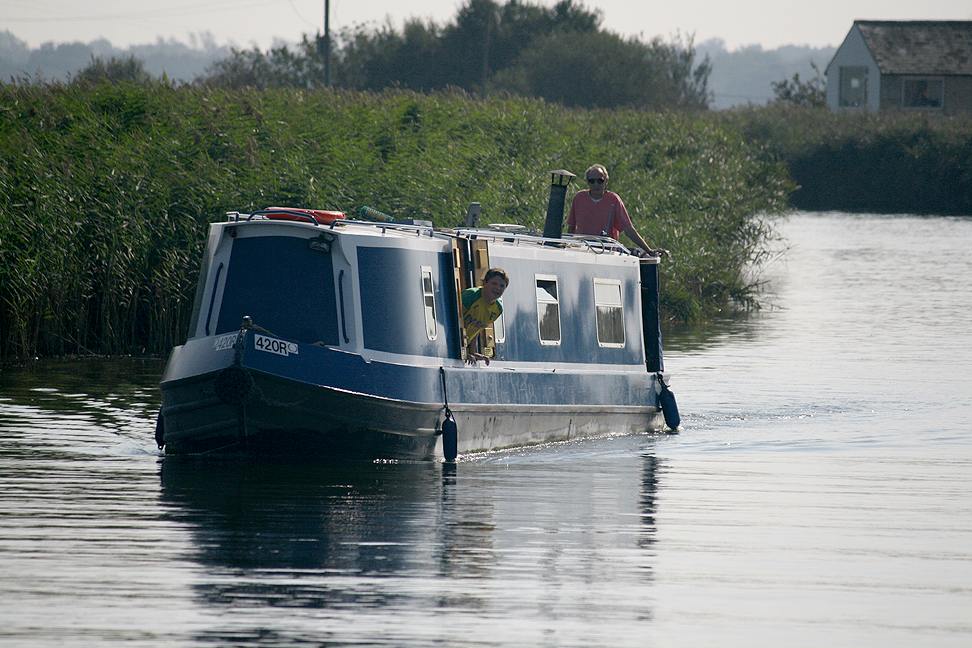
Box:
<box><xmin>451</xmin><ymin>236</ymin><xmax>498</xmax><ymax>361</ymax></box>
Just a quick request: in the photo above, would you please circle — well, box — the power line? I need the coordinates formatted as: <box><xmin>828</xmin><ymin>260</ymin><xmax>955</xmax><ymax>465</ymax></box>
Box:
<box><xmin>3</xmin><ymin>0</ymin><xmax>284</xmax><ymax>24</ymax></box>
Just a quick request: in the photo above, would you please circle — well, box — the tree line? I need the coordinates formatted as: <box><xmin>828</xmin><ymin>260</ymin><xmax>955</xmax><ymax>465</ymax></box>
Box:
<box><xmin>171</xmin><ymin>0</ymin><xmax>712</xmax><ymax>111</ymax></box>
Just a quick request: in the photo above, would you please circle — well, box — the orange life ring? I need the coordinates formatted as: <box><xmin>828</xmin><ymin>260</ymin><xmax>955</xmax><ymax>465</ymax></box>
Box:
<box><xmin>264</xmin><ymin>207</ymin><xmax>346</xmax><ymax>225</ymax></box>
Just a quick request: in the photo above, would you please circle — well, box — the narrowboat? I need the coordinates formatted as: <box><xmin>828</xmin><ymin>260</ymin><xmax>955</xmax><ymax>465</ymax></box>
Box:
<box><xmin>157</xmin><ymin>170</ymin><xmax>679</xmax><ymax>460</ymax></box>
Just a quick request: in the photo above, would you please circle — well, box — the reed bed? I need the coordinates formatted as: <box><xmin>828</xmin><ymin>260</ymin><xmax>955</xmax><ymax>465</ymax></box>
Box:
<box><xmin>719</xmin><ymin>104</ymin><xmax>972</xmax><ymax>215</ymax></box>
<box><xmin>0</xmin><ymin>83</ymin><xmax>791</xmax><ymax>360</ymax></box>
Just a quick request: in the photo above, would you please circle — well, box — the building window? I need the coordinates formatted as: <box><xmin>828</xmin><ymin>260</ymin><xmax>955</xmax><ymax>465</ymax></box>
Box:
<box><xmin>903</xmin><ymin>78</ymin><xmax>943</xmax><ymax>109</ymax></box>
<box><xmin>839</xmin><ymin>66</ymin><xmax>867</xmax><ymax>107</ymax></box>
<box><xmin>535</xmin><ymin>275</ymin><xmax>561</xmax><ymax>344</ymax></box>
<box><xmin>421</xmin><ymin>266</ymin><xmax>437</xmax><ymax>340</ymax></box>
<box><xmin>594</xmin><ymin>279</ymin><xmax>625</xmax><ymax>347</ymax></box>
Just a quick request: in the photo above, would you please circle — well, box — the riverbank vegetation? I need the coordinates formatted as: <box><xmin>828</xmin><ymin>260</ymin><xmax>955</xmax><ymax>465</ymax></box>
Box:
<box><xmin>0</xmin><ymin>81</ymin><xmax>790</xmax><ymax>360</ymax></box>
<box><xmin>720</xmin><ymin>104</ymin><xmax>972</xmax><ymax>215</ymax></box>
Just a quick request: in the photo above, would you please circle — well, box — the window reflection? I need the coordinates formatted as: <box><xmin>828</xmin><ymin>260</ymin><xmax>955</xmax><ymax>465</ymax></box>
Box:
<box><xmin>535</xmin><ymin>276</ymin><xmax>560</xmax><ymax>344</ymax></box>
<box><xmin>594</xmin><ymin>279</ymin><xmax>624</xmax><ymax>347</ymax></box>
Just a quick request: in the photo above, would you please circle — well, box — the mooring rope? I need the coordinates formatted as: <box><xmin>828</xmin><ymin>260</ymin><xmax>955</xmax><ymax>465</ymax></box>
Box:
<box><xmin>439</xmin><ymin>366</ymin><xmax>452</xmax><ymax>417</ymax></box>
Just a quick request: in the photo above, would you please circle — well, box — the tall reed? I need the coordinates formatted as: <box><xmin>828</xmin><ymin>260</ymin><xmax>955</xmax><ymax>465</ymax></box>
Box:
<box><xmin>0</xmin><ymin>83</ymin><xmax>791</xmax><ymax>360</ymax></box>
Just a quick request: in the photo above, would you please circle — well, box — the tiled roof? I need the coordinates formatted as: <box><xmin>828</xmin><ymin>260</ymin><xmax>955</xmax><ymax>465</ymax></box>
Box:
<box><xmin>856</xmin><ymin>20</ymin><xmax>972</xmax><ymax>75</ymax></box>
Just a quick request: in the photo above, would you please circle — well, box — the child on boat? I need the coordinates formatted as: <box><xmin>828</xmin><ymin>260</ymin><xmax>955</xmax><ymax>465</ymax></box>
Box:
<box><xmin>461</xmin><ymin>267</ymin><xmax>509</xmax><ymax>365</ymax></box>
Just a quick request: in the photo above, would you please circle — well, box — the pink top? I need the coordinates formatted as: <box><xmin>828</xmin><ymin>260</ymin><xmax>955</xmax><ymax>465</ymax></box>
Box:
<box><xmin>566</xmin><ymin>191</ymin><xmax>632</xmax><ymax>240</ymax></box>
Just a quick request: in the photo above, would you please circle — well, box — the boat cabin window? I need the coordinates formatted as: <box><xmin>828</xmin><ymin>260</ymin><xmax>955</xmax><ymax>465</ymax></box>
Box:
<box><xmin>535</xmin><ymin>275</ymin><xmax>561</xmax><ymax>345</ymax></box>
<box><xmin>214</xmin><ymin>236</ymin><xmax>339</xmax><ymax>346</ymax></box>
<box><xmin>593</xmin><ymin>279</ymin><xmax>625</xmax><ymax>347</ymax></box>
<box><xmin>421</xmin><ymin>266</ymin><xmax>437</xmax><ymax>340</ymax></box>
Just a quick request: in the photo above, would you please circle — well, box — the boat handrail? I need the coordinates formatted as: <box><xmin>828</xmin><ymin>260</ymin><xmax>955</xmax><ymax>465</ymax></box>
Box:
<box><xmin>332</xmin><ymin>219</ymin><xmax>439</xmax><ymax>238</ymax></box>
<box><xmin>248</xmin><ymin>209</ymin><xmax>315</xmax><ymax>225</ymax></box>
<box><xmin>452</xmin><ymin>227</ymin><xmax>633</xmax><ymax>255</ymax></box>
<box><xmin>569</xmin><ymin>234</ymin><xmax>633</xmax><ymax>255</ymax></box>
<box><xmin>231</xmin><ymin>211</ymin><xmax>438</xmax><ymax>237</ymax></box>
<box><xmin>225</xmin><ymin>212</ymin><xmax>633</xmax><ymax>254</ymax></box>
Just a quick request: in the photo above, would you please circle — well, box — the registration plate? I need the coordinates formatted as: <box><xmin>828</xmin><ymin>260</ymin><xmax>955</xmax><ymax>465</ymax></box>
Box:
<box><xmin>255</xmin><ymin>334</ymin><xmax>298</xmax><ymax>357</ymax></box>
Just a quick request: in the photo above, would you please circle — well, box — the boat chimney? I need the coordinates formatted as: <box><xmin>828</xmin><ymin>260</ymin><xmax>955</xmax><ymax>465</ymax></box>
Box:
<box><xmin>465</xmin><ymin>202</ymin><xmax>482</xmax><ymax>227</ymax></box>
<box><xmin>542</xmin><ymin>169</ymin><xmax>576</xmax><ymax>239</ymax></box>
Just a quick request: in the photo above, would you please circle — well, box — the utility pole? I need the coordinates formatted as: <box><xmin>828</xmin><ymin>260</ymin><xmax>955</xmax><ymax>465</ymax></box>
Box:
<box><xmin>482</xmin><ymin>11</ymin><xmax>490</xmax><ymax>93</ymax></box>
<box><xmin>324</xmin><ymin>0</ymin><xmax>330</xmax><ymax>86</ymax></box>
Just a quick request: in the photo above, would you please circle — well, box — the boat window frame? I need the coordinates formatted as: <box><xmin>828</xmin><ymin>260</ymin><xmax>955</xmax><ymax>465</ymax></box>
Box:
<box><xmin>535</xmin><ymin>274</ymin><xmax>561</xmax><ymax>346</ymax></box>
<box><xmin>421</xmin><ymin>265</ymin><xmax>437</xmax><ymax>341</ymax></box>
<box><xmin>593</xmin><ymin>278</ymin><xmax>625</xmax><ymax>348</ymax></box>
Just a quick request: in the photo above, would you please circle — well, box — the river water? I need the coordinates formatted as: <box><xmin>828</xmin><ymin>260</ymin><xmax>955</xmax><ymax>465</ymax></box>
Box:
<box><xmin>0</xmin><ymin>212</ymin><xmax>969</xmax><ymax>647</ymax></box>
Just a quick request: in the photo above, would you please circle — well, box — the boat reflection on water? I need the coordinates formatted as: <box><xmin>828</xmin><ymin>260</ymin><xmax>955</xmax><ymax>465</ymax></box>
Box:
<box><xmin>159</xmin><ymin>447</ymin><xmax>663</xmax><ymax>639</ymax></box>
<box><xmin>639</xmin><ymin>452</ymin><xmax>661</xmax><ymax>550</ymax></box>
<box><xmin>159</xmin><ymin>456</ymin><xmax>494</xmax><ymax>610</ymax></box>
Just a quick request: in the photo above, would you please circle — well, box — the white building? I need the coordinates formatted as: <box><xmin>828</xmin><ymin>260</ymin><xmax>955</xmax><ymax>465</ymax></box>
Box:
<box><xmin>826</xmin><ymin>21</ymin><xmax>972</xmax><ymax>113</ymax></box>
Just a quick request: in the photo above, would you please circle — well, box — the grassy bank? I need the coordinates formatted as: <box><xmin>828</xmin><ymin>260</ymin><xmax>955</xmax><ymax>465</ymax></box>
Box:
<box><xmin>0</xmin><ymin>83</ymin><xmax>791</xmax><ymax>361</ymax></box>
<box><xmin>720</xmin><ymin>104</ymin><xmax>972</xmax><ymax>215</ymax></box>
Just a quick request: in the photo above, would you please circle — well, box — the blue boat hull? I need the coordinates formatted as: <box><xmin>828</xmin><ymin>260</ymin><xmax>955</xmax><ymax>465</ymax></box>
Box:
<box><xmin>160</xmin><ymin>329</ymin><xmax>665</xmax><ymax>459</ymax></box>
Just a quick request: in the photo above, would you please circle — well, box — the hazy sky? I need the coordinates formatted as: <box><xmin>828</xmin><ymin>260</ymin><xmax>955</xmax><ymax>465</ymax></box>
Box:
<box><xmin>6</xmin><ymin>0</ymin><xmax>971</xmax><ymax>51</ymax></box>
